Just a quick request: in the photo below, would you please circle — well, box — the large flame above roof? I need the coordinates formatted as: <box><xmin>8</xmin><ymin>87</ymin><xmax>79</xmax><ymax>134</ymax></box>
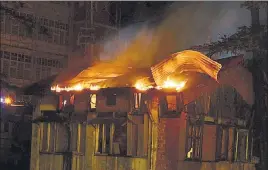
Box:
<box><xmin>151</xmin><ymin>50</ymin><xmax>222</xmax><ymax>86</ymax></box>
<box><xmin>51</xmin><ymin>50</ymin><xmax>222</xmax><ymax>92</ymax></box>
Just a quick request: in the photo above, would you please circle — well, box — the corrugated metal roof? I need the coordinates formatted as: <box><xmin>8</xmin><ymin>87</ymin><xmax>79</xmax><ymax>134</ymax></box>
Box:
<box><xmin>151</xmin><ymin>50</ymin><xmax>222</xmax><ymax>86</ymax></box>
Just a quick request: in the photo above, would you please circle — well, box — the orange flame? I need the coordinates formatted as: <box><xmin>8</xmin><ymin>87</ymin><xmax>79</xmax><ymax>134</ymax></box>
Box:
<box><xmin>134</xmin><ymin>78</ymin><xmax>186</xmax><ymax>92</ymax></box>
<box><xmin>51</xmin><ymin>84</ymin><xmax>100</xmax><ymax>92</ymax></box>
<box><xmin>4</xmin><ymin>97</ymin><xmax>12</xmax><ymax>105</ymax></box>
<box><xmin>135</xmin><ymin>80</ymin><xmax>154</xmax><ymax>91</ymax></box>
<box><xmin>163</xmin><ymin>78</ymin><xmax>186</xmax><ymax>91</ymax></box>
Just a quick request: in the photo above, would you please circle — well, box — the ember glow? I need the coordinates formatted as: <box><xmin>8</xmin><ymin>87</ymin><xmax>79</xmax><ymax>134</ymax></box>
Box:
<box><xmin>163</xmin><ymin>79</ymin><xmax>186</xmax><ymax>91</ymax></box>
<box><xmin>50</xmin><ymin>50</ymin><xmax>221</xmax><ymax>93</ymax></box>
<box><xmin>135</xmin><ymin>81</ymin><xmax>153</xmax><ymax>91</ymax></box>
<box><xmin>51</xmin><ymin>84</ymin><xmax>100</xmax><ymax>92</ymax></box>
<box><xmin>134</xmin><ymin>78</ymin><xmax>186</xmax><ymax>92</ymax></box>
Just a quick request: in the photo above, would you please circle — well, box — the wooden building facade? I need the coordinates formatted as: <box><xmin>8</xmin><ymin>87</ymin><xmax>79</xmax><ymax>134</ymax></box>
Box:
<box><xmin>30</xmin><ymin>56</ymin><xmax>257</xmax><ymax>170</ymax></box>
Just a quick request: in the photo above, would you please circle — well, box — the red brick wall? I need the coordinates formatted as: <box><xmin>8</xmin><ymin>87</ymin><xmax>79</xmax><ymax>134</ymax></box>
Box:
<box><xmin>156</xmin><ymin>118</ymin><xmax>180</xmax><ymax>170</ymax></box>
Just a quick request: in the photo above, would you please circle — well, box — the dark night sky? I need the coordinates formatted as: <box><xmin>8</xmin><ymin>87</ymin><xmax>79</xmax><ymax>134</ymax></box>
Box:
<box><xmin>119</xmin><ymin>1</ymin><xmax>173</xmax><ymax>26</ymax></box>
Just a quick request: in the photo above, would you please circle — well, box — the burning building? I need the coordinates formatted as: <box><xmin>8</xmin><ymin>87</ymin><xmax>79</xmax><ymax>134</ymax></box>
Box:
<box><xmin>30</xmin><ymin>50</ymin><xmax>256</xmax><ymax>170</ymax></box>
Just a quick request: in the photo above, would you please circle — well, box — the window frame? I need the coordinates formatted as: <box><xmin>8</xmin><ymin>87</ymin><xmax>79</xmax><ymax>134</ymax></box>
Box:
<box><xmin>159</xmin><ymin>93</ymin><xmax>184</xmax><ymax>118</ymax></box>
<box><xmin>94</xmin><ymin>113</ymin><xmax>149</xmax><ymax>157</ymax></box>
<box><xmin>234</xmin><ymin>129</ymin><xmax>251</xmax><ymax>162</ymax></box>
<box><xmin>185</xmin><ymin>119</ymin><xmax>203</xmax><ymax>161</ymax></box>
<box><xmin>216</xmin><ymin>125</ymin><xmax>230</xmax><ymax>161</ymax></box>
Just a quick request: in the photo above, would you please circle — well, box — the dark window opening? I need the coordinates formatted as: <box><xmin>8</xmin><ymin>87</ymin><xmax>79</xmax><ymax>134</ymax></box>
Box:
<box><xmin>216</xmin><ymin>126</ymin><xmax>229</xmax><ymax>161</ymax></box>
<box><xmin>89</xmin><ymin>94</ymin><xmax>96</xmax><ymax>111</ymax></box>
<box><xmin>113</xmin><ymin>123</ymin><xmax>127</xmax><ymax>155</ymax></box>
<box><xmin>97</xmin><ymin>124</ymin><xmax>103</xmax><ymax>153</ymax></box>
<box><xmin>4</xmin><ymin>122</ymin><xmax>9</xmax><ymax>132</ymax></box>
<box><xmin>106</xmin><ymin>94</ymin><xmax>116</xmax><ymax>106</ymax></box>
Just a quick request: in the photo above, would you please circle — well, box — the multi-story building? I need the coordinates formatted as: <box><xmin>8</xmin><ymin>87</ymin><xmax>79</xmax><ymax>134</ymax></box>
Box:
<box><xmin>0</xmin><ymin>2</ymin><xmax>70</xmax><ymax>87</ymax></box>
<box><xmin>0</xmin><ymin>1</ymin><xmax>121</xmax><ymax>87</ymax></box>
<box><xmin>0</xmin><ymin>1</ymin><xmax>121</xmax><ymax>169</ymax></box>
<box><xmin>30</xmin><ymin>51</ymin><xmax>257</xmax><ymax>170</ymax></box>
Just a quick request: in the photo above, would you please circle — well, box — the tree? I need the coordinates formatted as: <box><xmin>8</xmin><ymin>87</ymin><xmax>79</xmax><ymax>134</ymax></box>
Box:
<box><xmin>192</xmin><ymin>2</ymin><xmax>268</xmax><ymax>170</ymax></box>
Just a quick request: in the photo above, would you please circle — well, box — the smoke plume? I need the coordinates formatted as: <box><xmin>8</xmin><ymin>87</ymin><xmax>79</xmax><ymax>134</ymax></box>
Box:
<box><xmin>99</xmin><ymin>1</ymin><xmax>252</xmax><ymax>67</ymax></box>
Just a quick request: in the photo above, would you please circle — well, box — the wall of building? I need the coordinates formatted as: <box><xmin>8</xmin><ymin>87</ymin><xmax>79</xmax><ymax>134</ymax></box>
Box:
<box><xmin>0</xmin><ymin>2</ymin><xmax>70</xmax><ymax>87</ymax></box>
<box><xmin>155</xmin><ymin>113</ymin><xmax>256</xmax><ymax>170</ymax></box>
<box><xmin>72</xmin><ymin>1</ymin><xmax>120</xmax><ymax>64</ymax></box>
<box><xmin>30</xmin><ymin>84</ymin><xmax>257</xmax><ymax>170</ymax></box>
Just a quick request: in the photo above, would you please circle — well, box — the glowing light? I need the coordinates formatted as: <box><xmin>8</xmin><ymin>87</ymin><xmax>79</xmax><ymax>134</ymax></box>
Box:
<box><xmin>134</xmin><ymin>79</ymin><xmax>154</xmax><ymax>91</ymax></box>
<box><xmin>175</xmin><ymin>81</ymin><xmax>186</xmax><ymax>92</ymax></box>
<box><xmin>11</xmin><ymin>104</ymin><xmax>24</xmax><ymax>107</ymax></box>
<box><xmin>4</xmin><ymin>97</ymin><xmax>12</xmax><ymax>105</ymax></box>
<box><xmin>187</xmin><ymin>148</ymin><xmax>193</xmax><ymax>158</ymax></box>
<box><xmin>134</xmin><ymin>78</ymin><xmax>186</xmax><ymax>92</ymax></box>
<box><xmin>135</xmin><ymin>82</ymin><xmax>153</xmax><ymax>91</ymax></box>
<box><xmin>0</xmin><ymin>97</ymin><xmax>3</xmax><ymax>103</ymax></box>
<box><xmin>51</xmin><ymin>83</ymin><xmax>100</xmax><ymax>92</ymax></box>
<box><xmin>163</xmin><ymin>78</ymin><xmax>179</xmax><ymax>88</ymax></box>
<box><xmin>73</xmin><ymin>84</ymin><xmax>83</xmax><ymax>91</ymax></box>
<box><xmin>162</xmin><ymin>78</ymin><xmax>186</xmax><ymax>91</ymax></box>
<box><xmin>89</xmin><ymin>85</ymin><xmax>100</xmax><ymax>91</ymax></box>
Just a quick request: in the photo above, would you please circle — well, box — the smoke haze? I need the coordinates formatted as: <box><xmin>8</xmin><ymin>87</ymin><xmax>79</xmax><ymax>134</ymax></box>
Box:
<box><xmin>99</xmin><ymin>1</ymin><xmax>263</xmax><ymax>67</ymax></box>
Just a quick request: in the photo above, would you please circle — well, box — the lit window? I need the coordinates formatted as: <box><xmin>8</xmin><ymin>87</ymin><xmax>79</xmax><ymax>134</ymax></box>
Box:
<box><xmin>70</xmin><ymin>94</ymin><xmax>75</xmax><ymax>105</ymax></box>
<box><xmin>134</xmin><ymin>93</ymin><xmax>141</xmax><ymax>109</ymax></box>
<box><xmin>90</xmin><ymin>94</ymin><xmax>96</xmax><ymax>110</ymax></box>
<box><xmin>95</xmin><ymin>113</ymin><xmax>149</xmax><ymax>157</ymax></box>
<box><xmin>166</xmin><ymin>95</ymin><xmax>177</xmax><ymax>111</ymax></box>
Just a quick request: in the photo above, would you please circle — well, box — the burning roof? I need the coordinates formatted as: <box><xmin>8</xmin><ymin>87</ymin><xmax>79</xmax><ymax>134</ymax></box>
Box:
<box><xmin>151</xmin><ymin>50</ymin><xmax>222</xmax><ymax>86</ymax></box>
<box><xmin>51</xmin><ymin>50</ymin><xmax>222</xmax><ymax>92</ymax></box>
<box><xmin>51</xmin><ymin>50</ymin><xmax>253</xmax><ymax>105</ymax></box>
